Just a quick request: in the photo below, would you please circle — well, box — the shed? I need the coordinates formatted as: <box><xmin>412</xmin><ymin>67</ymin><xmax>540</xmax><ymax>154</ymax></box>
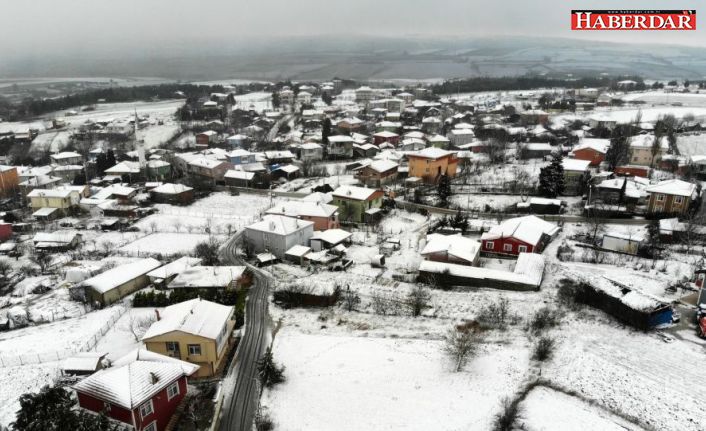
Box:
<box><xmin>62</xmin><ymin>352</ymin><xmax>108</xmax><ymax>376</ymax></box>
<box><xmin>82</xmin><ymin>258</ymin><xmax>162</xmax><ymax>306</ymax></box>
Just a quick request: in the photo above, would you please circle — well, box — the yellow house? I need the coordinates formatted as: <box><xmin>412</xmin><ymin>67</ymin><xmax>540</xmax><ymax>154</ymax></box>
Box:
<box><xmin>407</xmin><ymin>147</ymin><xmax>458</xmax><ymax>184</ymax></box>
<box><xmin>26</xmin><ymin>188</ymin><xmax>80</xmax><ymax>212</ymax></box>
<box><xmin>142</xmin><ymin>298</ymin><xmax>235</xmax><ymax>378</ymax></box>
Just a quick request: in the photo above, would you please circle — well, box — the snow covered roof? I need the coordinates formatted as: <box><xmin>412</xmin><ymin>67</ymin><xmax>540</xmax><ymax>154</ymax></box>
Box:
<box><xmin>105</xmin><ymin>161</ymin><xmax>140</xmax><ymax>174</ymax></box>
<box><xmin>142</xmin><ymin>298</ymin><xmax>232</xmax><ymax>340</ymax></box>
<box><xmin>273</xmin><ymin>164</ymin><xmax>300</xmax><ymax>174</ymax></box>
<box><xmin>147</xmin><ymin>256</ymin><xmax>201</xmax><ymax>280</ymax></box>
<box><xmin>409</xmin><ymin>147</ymin><xmax>455</xmax><ymax>160</ymax></box>
<box><xmin>427</xmin><ymin>134</ymin><xmax>450</xmax><ymax>142</ymax></box>
<box><xmin>449</xmin><ymin>129</ymin><xmax>475</xmax><ymax>136</ymax></box>
<box><xmin>419</xmin><ymin>255</ymin><xmax>544</xmax><ymax>288</ymax></box>
<box><xmin>32</xmin><ymin>207</ymin><xmax>59</xmax><ymax>217</ymax></box>
<box><xmin>645</xmin><ymin>179</ymin><xmax>697</xmax><ymax>197</ymax></box>
<box><xmin>301</xmin><ymin>191</ymin><xmax>333</xmax><ymax>204</ymax></box>
<box><xmin>247</xmin><ymin>215</ymin><xmax>314</xmax><ymax>235</ymax></box>
<box><xmin>562</xmin><ymin>158</ymin><xmax>591</xmax><ymax>172</ymax></box>
<box><xmin>512</xmin><ymin>253</ymin><xmax>546</xmax><ymax>287</ymax></box>
<box><xmin>367</xmin><ymin>159</ymin><xmax>399</xmax><ymax>173</ymax></box>
<box><xmin>603</xmin><ymin>231</ymin><xmax>647</xmax><ymax>242</ymax></box>
<box><xmin>481</xmin><ymin>215</ymin><xmax>559</xmax><ymax>246</ymax></box>
<box><xmin>311</xmin><ymin>228</ymin><xmax>352</xmax><ymax>245</ymax></box>
<box><xmin>373</xmin><ymin>131</ymin><xmax>399</xmax><ymax>138</ymax></box>
<box><xmin>421</xmin><ymin>233</ymin><xmax>480</xmax><ymax>264</ymax></box>
<box><xmin>82</xmin><ymin>258</ymin><xmax>162</xmax><ymax>294</ymax></box>
<box><xmin>74</xmin><ymin>350</ymin><xmax>199</xmax><ymax>409</ymax></box>
<box><xmin>27</xmin><ymin>188</ymin><xmax>75</xmax><ymax>198</ymax></box>
<box><xmin>50</xmin><ymin>151</ymin><xmax>82</xmax><ymax>160</ymax></box>
<box><xmin>264</xmin><ymin>150</ymin><xmax>295</xmax><ymax>159</ymax></box>
<box><xmin>62</xmin><ymin>352</ymin><xmax>107</xmax><ymax>372</ymax></box>
<box><xmin>328</xmin><ymin>135</ymin><xmax>355</xmax><ymax>143</ymax></box>
<box><xmin>574</xmin><ymin>138</ymin><xmax>610</xmax><ymax>154</ymax></box>
<box><xmin>266</xmin><ymin>200</ymin><xmax>338</xmax><ymax>218</ymax></box>
<box><xmin>332</xmin><ymin>185</ymin><xmax>380</xmax><ymax>201</ymax></box>
<box><xmin>168</xmin><ymin>266</ymin><xmax>247</xmax><ymax>289</ymax></box>
<box><xmin>151</xmin><ymin>183</ymin><xmax>193</xmax><ymax>195</ymax></box>
<box><xmin>225</xmin><ymin>170</ymin><xmax>256</xmax><ymax>180</ymax></box>
<box><xmin>33</xmin><ymin>231</ymin><xmax>80</xmax><ymax>244</ymax></box>
<box><xmin>188</xmin><ymin>157</ymin><xmax>225</xmax><ymax>169</ymax></box>
<box><xmin>285</xmin><ymin>245</ymin><xmax>311</xmax><ymax>257</ymax></box>
<box><xmin>628</xmin><ymin>134</ymin><xmax>669</xmax><ymax>150</ymax></box>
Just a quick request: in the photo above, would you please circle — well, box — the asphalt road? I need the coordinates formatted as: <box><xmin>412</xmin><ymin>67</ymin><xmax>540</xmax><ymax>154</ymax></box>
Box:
<box><xmin>218</xmin><ymin>231</ymin><xmax>272</xmax><ymax>431</ymax></box>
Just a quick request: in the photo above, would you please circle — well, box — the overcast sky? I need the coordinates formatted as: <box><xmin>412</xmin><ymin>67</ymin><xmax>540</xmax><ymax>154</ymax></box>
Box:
<box><xmin>0</xmin><ymin>0</ymin><xmax>703</xmax><ymax>60</ymax></box>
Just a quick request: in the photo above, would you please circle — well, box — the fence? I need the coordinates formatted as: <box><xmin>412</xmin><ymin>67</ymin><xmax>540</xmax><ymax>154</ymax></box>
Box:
<box><xmin>0</xmin><ymin>306</ymin><xmax>126</xmax><ymax>368</ymax></box>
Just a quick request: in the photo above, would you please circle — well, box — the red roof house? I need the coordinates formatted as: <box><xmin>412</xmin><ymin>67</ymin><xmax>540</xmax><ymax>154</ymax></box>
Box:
<box><xmin>480</xmin><ymin>215</ymin><xmax>559</xmax><ymax>256</ymax></box>
<box><xmin>73</xmin><ymin>349</ymin><xmax>199</xmax><ymax>431</ymax></box>
<box><xmin>571</xmin><ymin>138</ymin><xmax>609</xmax><ymax>166</ymax></box>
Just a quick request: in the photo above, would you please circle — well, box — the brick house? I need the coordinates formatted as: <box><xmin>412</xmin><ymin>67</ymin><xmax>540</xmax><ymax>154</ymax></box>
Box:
<box><xmin>645</xmin><ymin>179</ymin><xmax>699</xmax><ymax>216</ymax></box>
<box><xmin>73</xmin><ymin>349</ymin><xmax>199</xmax><ymax>431</ymax></box>
<box><xmin>570</xmin><ymin>138</ymin><xmax>609</xmax><ymax>166</ymax></box>
<box><xmin>480</xmin><ymin>215</ymin><xmax>559</xmax><ymax>256</ymax></box>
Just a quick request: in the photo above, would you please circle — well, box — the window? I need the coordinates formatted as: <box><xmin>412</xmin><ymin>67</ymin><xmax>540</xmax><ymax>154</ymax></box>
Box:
<box><xmin>503</xmin><ymin>244</ymin><xmax>513</xmax><ymax>252</ymax></box>
<box><xmin>656</xmin><ymin>194</ymin><xmax>665</xmax><ymax>202</ymax></box>
<box><xmin>518</xmin><ymin>245</ymin><xmax>528</xmax><ymax>253</ymax></box>
<box><xmin>674</xmin><ymin>196</ymin><xmax>684</xmax><ymax>204</ymax></box>
<box><xmin>188</xmin><ymin>344</ymin><xmax>202</xmax><ymax>356</ymax></box>
<box><xmin>143</xmin><ymin>421</ymin><xmax>157</xmax><ymax>431</ymax></box>
<box><xmin>167</xmin><ymin>382</ymin><xmax>180</xmax><ymax>401</ymax></box>
<box><xmin>485</xmin><ymin>241</ymin><xmax>494</xmax><ymax>250</ymax></box>
<box><xmin>139</xmin><ymin>400</ymin><xmax>154</xmax><ymax>419</ymax></box>
<box><xmin>166</xmin><ymin>342</ymin><xmax>179</xmax><ymax>352</ymax></box>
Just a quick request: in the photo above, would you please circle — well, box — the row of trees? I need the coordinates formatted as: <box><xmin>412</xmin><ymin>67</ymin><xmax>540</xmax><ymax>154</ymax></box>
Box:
<box><xmin>431</xmin><ymin>75</ymin><xmax>645</xmax><ymax>95</ymax></box>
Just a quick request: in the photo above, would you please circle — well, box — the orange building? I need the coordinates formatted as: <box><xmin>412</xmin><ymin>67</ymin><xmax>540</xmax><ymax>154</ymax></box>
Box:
<box><xmin>0</xmin><ymin>166</ymin><xmax>19</xmax><ymax>199</ymax></box>
<box><xmin>407</xmin><ymin>147</ymin><xmax>458</xmax><ymax>184</ymax></box>
<box><xmin>570</xmin><ymin>139</ymin><xmax>609</xmax><ymax>167</ymax></box>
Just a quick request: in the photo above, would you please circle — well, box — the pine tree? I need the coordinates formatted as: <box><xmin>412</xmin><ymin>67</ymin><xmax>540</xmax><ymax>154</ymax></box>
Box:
<box><xmin>550</xmin><ymin>153</ymin><xmax>565</xmax><ymax>196</ymax></box>
<box><xmin>105</xmin><ymin>149</ymin><xmax>117</xmax><ymax>169</ymax></box>
<box><xmin>437</xmin><ymin>174</ymin><xmax>452</xmax><ymax>207</ymax></box>
<box><xmin>322</xmin><ymin>117</ymin><xmax>331</xmax><ymax>145</ymax></box>
<box><xmin>538</xmin><ymin>153</ymin><xmax>565</xmax><ymax>198</ymax></box>
<box><xmin>257</xmin><ymin>347</ymin><xmax>285</xmax><ymax>388</ymax></box>
<box><xmin>271</xmin><ymin>91</ymin><xmax>280</xmax><ymax>109</ymax></box>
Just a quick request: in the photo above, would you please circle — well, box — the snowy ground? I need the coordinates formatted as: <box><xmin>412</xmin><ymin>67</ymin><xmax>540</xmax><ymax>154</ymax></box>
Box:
<box><xmin>518</xmin><ymin>386</ymin><xmax>643</xmax><ymax>431</ymax></box>
<box><xmin>118</xmin><ymin>232</ymin><xmax>223</xmax><ymax>256</ymax></box>
<box><xmin>676</xmin><ymin>132</ymin><xmax>706</xmax><ymax>156</ymax></box>
<box><xmin>135</xmin><ymin>192</ymin><xmax>278</xmax><ymax>235</ymax></box>
<box><xmin>0</xmin><ymin>361</ymin><xmax>61</xmax><ymax>428</ymax></box>
<box><xmin>621</xmin><ymin>90</ymin><xmax>706</xmax><ymax>107</ymax></box>
<box><xmin>262</xmin><ymin>328</ymin><xmax>530</xmax><ymax>431</ymax></box>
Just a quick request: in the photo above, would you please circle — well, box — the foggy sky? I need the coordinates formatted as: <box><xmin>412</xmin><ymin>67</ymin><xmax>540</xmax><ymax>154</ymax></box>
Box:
<box><xmin>1</xmin><ymin>0</ymin><xmax>703</xmax><ymax>61</ymax></box>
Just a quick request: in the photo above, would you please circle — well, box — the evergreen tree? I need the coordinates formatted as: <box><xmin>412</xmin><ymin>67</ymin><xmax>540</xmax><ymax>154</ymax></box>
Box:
<box><xmin>538</xmin><ymin>153</ymin><xmax>565</xmax><ymax>198</ymax></box>
<box><xmin>95</xmin><ymin>153</ymin><xmax>108</xmax><ymax>176</ymax></box>
<box><xmin>257</xmin><ymin>347</ymin><xmax>285</xmax><ymax>388</ymax></box>
<box><xmin>271</xmin><ymin>91</ymin><xmax>280</xmax><ymax>109</ymax></box>
<box><xmin>437</xmin><ymin>174</ymin><xmax>452</xmax><ymax>207</ymax></box>
<box><xmin>12</xmin><ymin>386</ymin><xmax>119</xmax><ymax>431</ymax></box>
<box><xmin>605</xmin><ymin>124</ymin><xmax>632</xmax><ymax>170</ymax></box>
<box><xmin>321</xmin><ymin>92</ymin><xmax>332</xmax><ymax>106</ymax></box>
<box><xmin>321</xmin><ymin>117</ymin><xmax>332</xmax><ymax>145</ymax></box>
<box><xmin>105</xmin><ymin>149</ymin><xmax>117</xmax><ymax>168</ymax></box>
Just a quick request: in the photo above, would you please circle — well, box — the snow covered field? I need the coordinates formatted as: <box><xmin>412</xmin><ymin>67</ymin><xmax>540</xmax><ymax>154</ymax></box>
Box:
<box><xmin>118</xmin><ymin>232</ymin><xmax>219</xmax><ymax>256</ymax></box>
<box><xmin>135</xmin><ymin>192</ymin><xmax>279</xmax><ymax>234</ymax></box>
<box><xmin>621</xmin><ymin>90</ymin><xmax>706</xmax><ymax>107</ymax></box>
<box><xmin>263</xmin><ymin>329</ymin><xmax>530</xmax><ymax>431</ymax></box>
<box><xmin>518</xmin><ymin>387</ymin><xmax>643</xmax><ymax>431</ymax></box>
<box><xmin>0</xmin><ymin>361</ymin><xmax>61</xmax><ymax>428</ymax></box>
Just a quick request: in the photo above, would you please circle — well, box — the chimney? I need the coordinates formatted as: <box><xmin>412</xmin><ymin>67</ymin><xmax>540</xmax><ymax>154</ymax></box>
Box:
<box><xmin>154</xmin><ymin>309</ymin><xmax>160</xmax><ymax>321</ymax></box>
<box><xmin>150</xmin><ymin>372</ymin><xmax>159</xmax><ymax>384</ymax></box>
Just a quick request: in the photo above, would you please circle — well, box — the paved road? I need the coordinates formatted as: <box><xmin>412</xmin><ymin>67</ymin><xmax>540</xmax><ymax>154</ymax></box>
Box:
<box><xmin>218</xmin><ymin>231</ymin><xmax>272</xmax><ymax>431</ymax></box>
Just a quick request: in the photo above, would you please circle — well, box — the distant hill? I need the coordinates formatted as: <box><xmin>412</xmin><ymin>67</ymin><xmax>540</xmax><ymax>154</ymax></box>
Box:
<box><xmin>3</xmin><ymin>35</ymin><xmax>706</xmax><ymax>81</ymax></box>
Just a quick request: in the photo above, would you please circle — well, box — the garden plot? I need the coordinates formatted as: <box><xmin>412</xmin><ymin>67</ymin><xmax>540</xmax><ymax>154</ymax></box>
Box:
<box><xmin>545</xmin><ymin>319</ymin><xmax>706</xmax><ymax>431</ymax></box>
<box><xmin>676</xmin><ymin>133</ymin><xmax>706</xmax><ymax>156</ymax></box>
<box><xmin>0</xmin><ymin>306</ymin><xmax>123</xmax><ymax>362</ymax></box>
<box><xmin>518</xmin><ymin>386</ymin><xmax>643</xmax><ymax>431</ymax></box>
<box><xmin>135</xmin><ymin>192</ymin><xmax>278</xmax><ymax>234</ymax></box>
<box><xmin>118</xmin><ymin>232</ymin><xmax>220</xmax><ymax>256</ymax></box>
<box><xmin>93</xmin><ymin>307</ymin><xmax>162</xmax><ymax>362</ymax></box>
<box><xmin>262</xmin><ymin>329</ymin><xmax>530</xmax><ymax>431</ymax></box>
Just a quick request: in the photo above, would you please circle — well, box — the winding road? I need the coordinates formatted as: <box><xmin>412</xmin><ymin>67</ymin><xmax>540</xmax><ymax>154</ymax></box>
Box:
<box><xmin>217</xmin><ymin>231</ymin><xmax>272</xmax><ymax>431</ymax></box>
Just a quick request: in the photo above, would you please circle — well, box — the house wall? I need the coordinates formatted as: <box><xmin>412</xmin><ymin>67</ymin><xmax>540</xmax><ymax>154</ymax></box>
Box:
<box><xmin>356</xmin><ymin>167</ymin><xmax>398</xmax><ymax>188</ymax></box>
<box><xmin>407</xmin><ymin>156</ymin><xmax>458</xmax><ymax>183</ymax></box>
<box><xmin>144</xmin><ymin>331</ymin><xmax>226</xmax><ymax>378</ymax></box>
<box><xmin>245</xmin><ymin>225</ymin><xmax>315</xmax><ymax>259</ymax></box>
<box><xmin>647</xmin><ymin>193</ymin><xmax>691</xmax><ymax>215</ymax></box>
<box><xmin>630</xmin><ymin>147</ymin><xmax>665</xmax><ymax>167</ymax></box>
<box><xmin>151</xmin><ymin>190</ymin><xmax>194</xmax><ymax>205</ymax></box>
<box><xmin>563</xmin><ymin>170</ymin><xmax>588</xmax><ymax>196</ymax></box>
<box><xmin>0</xmin><ymin>168</ymin><xmax>19</xmax><ymax>198</ymax></box>
<box><xmin>76</xmin><ymin>391</ymin><xmax>134</xmax><ymax>427</ymax></box>
<box><xmin>133</xmin><ymin>376</ymin><xmax>188</xmax><ymax>431</ymax></box>
<box><xmin>29</xmin><ymin>196</ymin><xmax>72</xmax><ymax>210</ymax></box>
<box><xmin>333</xmin><ymin>196</ymin><xmax>383</xmax><ymax>223</ymax></box>
<box><xmin>298</xmin><ymin>214</ymin><xmax>339</xmax><ymax>231</ymax></box>
<box><xmin>601</xmin><ymin>236</ymin><xmax>641</xmax><ymax>255</ymax></box>
<box><xmin>481</xmin><ymin>237</ymin><xmax>536</xmax><ymax>256</ymax></box>
<box><xmin>89</xmin><ymin>274</ymin><xmax>151</xmax><ymax>306</ymax></box>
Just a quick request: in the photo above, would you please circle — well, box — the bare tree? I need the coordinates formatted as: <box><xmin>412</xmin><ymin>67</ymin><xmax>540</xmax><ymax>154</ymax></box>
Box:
<box><xmin>444</xmin><ymin>327</ymin><xmax>483</xmax><ymax>372</ymax></box>
<box><xmin>341</xmin><ymin>286</ymin><xmax>361</xmax><ymax>312</ymax></box>
<box><xmin>173</xmin><ymin>220</ymin><xmax>182</xmax><ymax>233</ymax></box>
<box><xmin>149</xmin><ymin>221</ymin><xmax>158</xmax><ymax>233</ymax></box>
<box><xmin>682</xmin><ymin>213</ymin><xmax>704</xmax><ymax>255</ymax></box>
<box><xmin>30</xmin><ymin>252</ymin><xmax>53</xmax><ymax>274</ymax></box>
<box><xmin>407</xmin><ymin>285</ymin><xmax>431</xmax><ymax>317</ymax></box>
<box><xmin>100</xmin><ymin>240</ymin><xmax>113</xmax><ymax>255</ymax></box>
<box><xmin>126</xmin><ymin>313</ymin><xmax>157</xmax><ymax>342</ymax></box>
